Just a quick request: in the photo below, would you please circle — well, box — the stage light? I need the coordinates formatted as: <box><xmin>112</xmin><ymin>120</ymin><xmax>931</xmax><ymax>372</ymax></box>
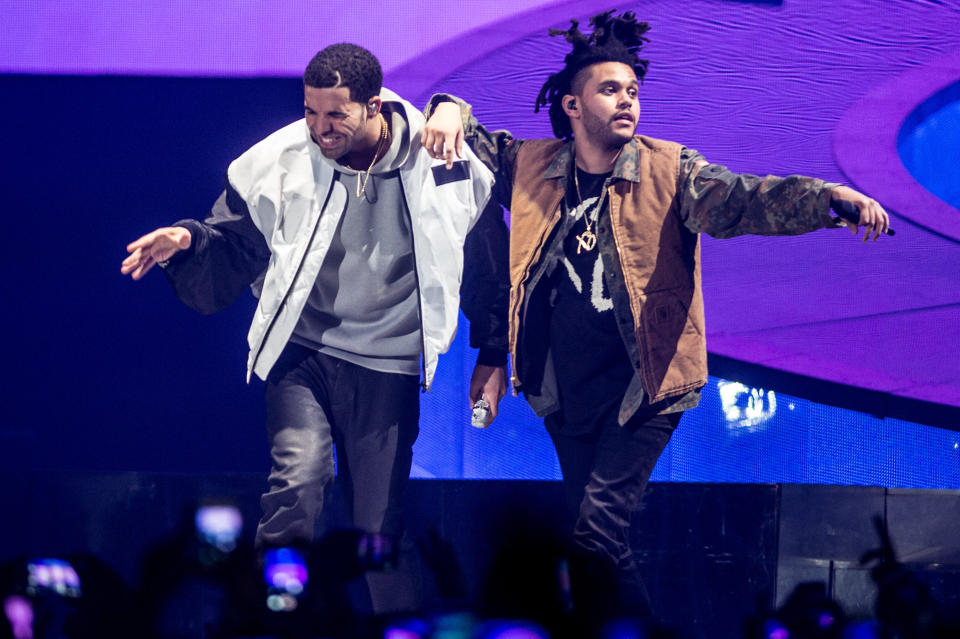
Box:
<box><xmin>600</xmin><ymin>618</ymin><xmax>649</xmax><ymax>638</ymax></box>
<box><xmin>263</xmin><ymin>547</ymin><xmax>308</xmax><ymax>612</ymax></box>
<box><xmin>760</xmin><ymin>618</ymin><xmax>790</xmax><ymax>639</ymax></box>
<box><xmin>2</xmin><ymin>595</ymin><xmax>33</xmax><ymax>639</ymax></box>
<box><xmin>474</xmin><ymin>619</ymin><xmax>550</xmax><ymax>639</ymax></box>
<box><xmin>843</xmin><ymin>620</ymin><xmax>881</xmax><ymax>638</ymax></box>
<box><xmin>26</xmin><ymin>559</ymin><xmax>81</xmax><ymax>599</ymax></box>
<box><xmin>429</xmin><ymin>611</ymin><xmax>477</xmax><ymax>639</ymax></box>
<box><xmin>195</xmin><ymin>502</ymin><xmax>242</xmax><ymax>553</ymax></box>
<box><xmin>818</xmin><ymin>611</ymin><xmax>836</xmax><ymax>629</ymax></box>
<box><xmin>383</xmin><ymin>617</ymin><xmax>429</xmax><ymax>639</ymax></box>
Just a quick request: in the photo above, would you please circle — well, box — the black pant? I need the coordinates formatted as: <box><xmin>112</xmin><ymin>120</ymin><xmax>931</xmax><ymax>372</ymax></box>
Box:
<box><xmin>258</xmin><ymin>344</ymin><xmax>421</xmax><ymax>613</ymax></box>
<box><xmin>548</xmin><ymin>409</ymin><xmax>681</xmax><ymax>622</ymax></box>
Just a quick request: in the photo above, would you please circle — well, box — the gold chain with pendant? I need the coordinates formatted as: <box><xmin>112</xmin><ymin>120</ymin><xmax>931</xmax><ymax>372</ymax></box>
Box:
<box><xmin>572</xmin><ymin>165</ymin><xmax>607</xmax><ymax>254</ymax></box>
<box><xmin>356</xmin><ymin>114</ymin><xmax>389</xmax><ymax>199</ymax></box>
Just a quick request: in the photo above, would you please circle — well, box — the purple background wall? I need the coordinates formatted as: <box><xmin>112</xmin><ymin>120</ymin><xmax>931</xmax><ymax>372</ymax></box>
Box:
<box><xmin>0</xmin><ymin>0</ymin><xmax>558</xmax><ymax>77</ymax></box>
<box><xmin>2</xmin><ymin>0</ymin><xmax>958</xmax><ymax>485</ymax></box>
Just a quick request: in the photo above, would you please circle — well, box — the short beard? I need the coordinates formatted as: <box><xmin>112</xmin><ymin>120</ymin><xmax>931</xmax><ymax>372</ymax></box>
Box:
<box><xmin>590</xmin><ymin>124</ymin><xmax>633</xmax><ymax>151</ymax></box>
<box><xmin>603</xmin><ymin>129</ymin><xmax>633</xmax><ymax>150</ymax></box>
<box><xmin>580</xmin><ymin>111</ymin><xmax>633</xmax><ymax>150</ymax></box>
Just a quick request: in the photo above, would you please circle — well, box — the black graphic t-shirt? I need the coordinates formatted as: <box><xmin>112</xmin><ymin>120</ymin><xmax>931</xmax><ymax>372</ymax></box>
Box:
<box><xmin>547</xmin><ymin>168</ymin><xmax>634</xmax><ymax>434</ymax></box>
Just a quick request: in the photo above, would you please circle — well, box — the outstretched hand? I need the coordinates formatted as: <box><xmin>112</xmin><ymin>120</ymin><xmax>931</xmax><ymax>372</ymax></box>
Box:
<box><xmin>422</xmin><ymin>102</ymin><xmax>464</xmax><ymax>169</ymax></box>
<box><xmin>121</xmin><ymin>226</ymin><xmax>192</xmax><ymax>280</ymax></box>
<box><xmin>831</xmin><ymin>185</ymin><xmax>890</xmax><ymax>242</ymax></box>
<box><xmin>468</xmin><ymin>364</ymin><xmax>507</xmax><ymax>428</ymax></box>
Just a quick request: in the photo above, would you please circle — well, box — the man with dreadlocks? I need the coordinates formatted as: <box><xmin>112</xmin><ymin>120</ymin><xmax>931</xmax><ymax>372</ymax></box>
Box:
<box><xmin>423</xmin><ymin>9</ymin><xmax>888</xmax><ymax>625</ymax></box>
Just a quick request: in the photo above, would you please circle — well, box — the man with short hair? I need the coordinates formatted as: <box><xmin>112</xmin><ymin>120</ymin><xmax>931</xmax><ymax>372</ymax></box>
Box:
<box><xmin>122</xmin><ymin>43</ymin><xmax>507</xmax><ymax>613</ymax></box>
<box><xmin>424</xmin><ymin>10</ymin><xmax>888</xmax><ymax>625</ymax></box>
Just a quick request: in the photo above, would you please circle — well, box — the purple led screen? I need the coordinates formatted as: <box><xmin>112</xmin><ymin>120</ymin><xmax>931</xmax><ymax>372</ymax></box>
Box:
<box><xmin>0</xmin><ymin>0</ymin><xmax>557</xmax><ymax>77</ymax></box>
<box><xmin>2</xmin><ymin>0</ymin><xmax>958</xmax><ymax>487</ymax></box>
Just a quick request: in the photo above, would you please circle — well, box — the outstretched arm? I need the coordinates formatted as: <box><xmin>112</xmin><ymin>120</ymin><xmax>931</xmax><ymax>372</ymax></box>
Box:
<box><xmin>679</xmin><ymin>149</ymin><xmax>890</xmax><ymax>241</ymax></box>
<box><xmin>121</xmin><ymin>185</ymin><xmax>270</xmax><ymax>314</ymax></box>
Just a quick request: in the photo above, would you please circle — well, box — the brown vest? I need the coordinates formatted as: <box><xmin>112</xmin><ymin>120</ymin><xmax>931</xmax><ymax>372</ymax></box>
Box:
<box><xmin>509</xmin><ymin>136</ymin><xmax>707</xmax><ymax>403</ymax></box>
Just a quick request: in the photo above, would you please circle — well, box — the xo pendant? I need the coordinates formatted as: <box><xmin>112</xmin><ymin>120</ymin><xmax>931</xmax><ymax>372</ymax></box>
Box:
<box><xmin>576</xmin><ymin>229</ymin><xmax>597</xmax><ymax>254</ymax></box>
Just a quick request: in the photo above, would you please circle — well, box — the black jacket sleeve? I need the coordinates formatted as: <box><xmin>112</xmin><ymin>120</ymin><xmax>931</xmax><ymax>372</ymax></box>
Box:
<box><xmin>161</xmin><ymin>181</ymin><xmax>271</xmax><ymax>314</ymax></box>
<box><xmin>460</xmin><ymin>198</ymin><xmax>510</xmax><ymax>367</ymax></box>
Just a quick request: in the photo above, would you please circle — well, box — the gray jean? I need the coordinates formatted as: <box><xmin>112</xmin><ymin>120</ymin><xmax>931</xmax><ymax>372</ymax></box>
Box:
<box><xmin>258</xmin><ymin>343</ymin><xmax>421</xmax><ymax>613</ymax></box>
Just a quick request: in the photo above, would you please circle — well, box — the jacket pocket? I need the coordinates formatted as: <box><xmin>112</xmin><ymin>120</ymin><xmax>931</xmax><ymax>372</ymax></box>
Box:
<box><xmin>638</xmin><ymin>288</ymin><xmax>706</xmax><ymax>399</ymax></box>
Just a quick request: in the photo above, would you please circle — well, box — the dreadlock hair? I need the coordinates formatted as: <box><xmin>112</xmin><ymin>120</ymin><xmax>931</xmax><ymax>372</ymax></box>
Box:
<box><xmin>535</xmin><ymin>10</ymin><xmax>651</xmax><ymax>140</ymax></box>
<box><xmin>303</xmin><ymin>43</ymin><xmax>382</xmax><ymax>103</ymax></box>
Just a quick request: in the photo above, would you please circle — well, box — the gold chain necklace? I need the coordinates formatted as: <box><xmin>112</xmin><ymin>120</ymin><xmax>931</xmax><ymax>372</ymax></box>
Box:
<box><xmin>572</xmin><ymin>147</ymin><xmax>620</xmax><ymax>254</ymax></box>
<box><xmin>356</xmin><ymin>114</ymin><xmax>389</xmax><ymax>198</ymax></box>
<box><xmin>573</xmin><ymin>166</ymin><xmax>604</xmax><ymax>254</ymax></box>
